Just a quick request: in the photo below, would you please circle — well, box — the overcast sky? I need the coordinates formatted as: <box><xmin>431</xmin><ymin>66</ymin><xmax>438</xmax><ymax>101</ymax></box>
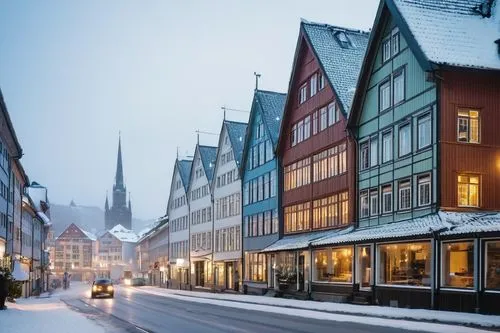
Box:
<box><xmin>0</xmin><ymin>0</ymin><xmax>378</xmax><ymax>221</ymax></box>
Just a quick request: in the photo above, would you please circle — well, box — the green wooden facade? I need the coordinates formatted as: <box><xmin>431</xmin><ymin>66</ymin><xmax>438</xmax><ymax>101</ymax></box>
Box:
<box><xmin>355</xmin><ymin>15</ymin><xmax>437</xmax><ymax>227</ymax></box>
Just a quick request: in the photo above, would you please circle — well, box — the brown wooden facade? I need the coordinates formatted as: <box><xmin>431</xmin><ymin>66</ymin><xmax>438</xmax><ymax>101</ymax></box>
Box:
<box><xmin>278</xmin><ymin>32</ymin><xmax>356</xmax><ymax>231</ymax></box>
<box><xmin>439</xmin><ymin>70</ymin><xmax>500</xmax><ymax>211</ymax></box>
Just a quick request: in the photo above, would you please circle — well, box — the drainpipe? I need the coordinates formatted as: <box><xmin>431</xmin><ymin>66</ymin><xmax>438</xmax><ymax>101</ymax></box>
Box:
<box><xmin>308</xmin><ymin>243</ymin><xmax>313</xmax><ymax>299</ymax></box>
<box><xmin>211</xmin><ymin>192</ymin><xmax>216</xmax><ymax>292</ymax></box>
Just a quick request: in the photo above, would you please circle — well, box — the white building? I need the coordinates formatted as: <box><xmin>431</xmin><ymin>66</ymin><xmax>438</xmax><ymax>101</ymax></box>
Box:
<box><xmin>167</xmin><ymin>158</ymin><xmax>192</xmax><ymax>288</ymax></box>
<box><xmin>188</xmin><ymin>144</ymin><xmax>217</xmax><ymax>288</ymax></box>
<box><xmin>212</xmin><ymin>120</ymin><xmax>247</xmax><ymax>290</ymax></box>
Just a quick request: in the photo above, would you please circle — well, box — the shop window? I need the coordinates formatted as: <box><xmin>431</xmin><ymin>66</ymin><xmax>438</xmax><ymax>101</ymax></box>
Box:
<box><xmin>313</xmin><ymin>247</ymin><xmax>353</xmax><ymax>283</ymax></box>
<box><xmin>357</xmin><ymin>245</ymin><xmax>372</xmax><ymax>288</ymax></box>
<box><xmin>442</xmin><ymin>241</ymin><xmax>474</xmax><ymax>289</ymax></box>
<box><xmin>486</xmin><ymin>241</ymin><xmax>500</xmax><ymax>289</ymax></box>
<box><xmin>245</xmin><ymin>252</ymin><xmax>267</xmax><ymax>282</ymax></box>
<box><xmin>378</xmin><ymin>242</ymin><xmax>431</xmax><ymax>286</ymax></box>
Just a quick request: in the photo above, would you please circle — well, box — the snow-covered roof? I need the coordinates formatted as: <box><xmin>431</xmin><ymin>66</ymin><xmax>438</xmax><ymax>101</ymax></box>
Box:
<box><xmin>440</xmin><ymin>211</ymin><xmax>500</xmax><ymax>235</ymax></box>
<box><xmin>392</xmin><ymin>0</ymin><xmax>500</xmax><ymax>70</ymax></box>
<box><xmin>108</xmin><ymin>224</ymin><xmax>139</xmax><ymax>243</ymax></box>
<box><xmin>36</xmin><ymin>212</ymin><xmax>51</xmax><ymax>225</ymax></box>
<box><xmin>178</xmin><ymin>159</ymin><xmax>193</xmax><ymax>191</ymax></box>
<box><xmin>261</xmin><ymin>227</ymin><xmax>353</xmax><ymax>253</ymax></box>
<box><xmin>199</xmin><ymin>145</ymin><xmax>218</xmax><ymax>182</ymax></box>
<box><xmin>27</xmin><ymin>184</ymin><xmax>48</xmax><ymax>212</ymax></box>
<box><xmin>255</xmin><ymin>90</ymin><xmax>287</xmax><ymax>148</ymax></box>
<box><xmin>81</xmin><ymin>229</ymin><xmax>97</xmax><ymax>241</ymax></box>
<box><xmin>302</xmin><ymin>20</ymin><xmax>370</xmax><ymax>114</ymax></box>
<box><xmin>225</xmin><ymin>120</ymin><xmax>248</xmax><ymax>166</ymax></box>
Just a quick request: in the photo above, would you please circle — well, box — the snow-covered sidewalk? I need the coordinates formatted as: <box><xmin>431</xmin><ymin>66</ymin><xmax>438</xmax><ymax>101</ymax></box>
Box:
<box><xmin>134</xmin><ymin>286</ymin><xmax>500</xmax><ymax>330</ymax></box>
<box><xmin>0</xmin><ymin>283</ymin><xmax>105</xmax><ymax>333</ymax></box>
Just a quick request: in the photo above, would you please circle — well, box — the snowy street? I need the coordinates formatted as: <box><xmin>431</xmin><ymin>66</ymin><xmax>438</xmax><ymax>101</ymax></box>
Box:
<box><xmin>3</xmin><ymin>281</ymin><xmax>498</xmax><ymax>333</ymax></box>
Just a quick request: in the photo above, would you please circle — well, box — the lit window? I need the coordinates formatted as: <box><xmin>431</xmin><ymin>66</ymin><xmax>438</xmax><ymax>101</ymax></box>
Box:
<box><xmin>486</xmin><ymin>241</ymin><xmax>500</xmax><ymax>289</ymax></box>
<box><xmin>313</xmin><ymin>247</ymin><xmax>353</xmax><ymax>282</ymax></box>
<box><xmin>398</xmin><ymin>180</ymin><xmax>411</xmax><ymax>210</ymax></box>
<box><xmin>418</xmin><ymin>114</ymin><xmax>431</xmax><ymax>149</ymax></box>
<box><xmin>379</xmin><ymin>80</ymin><xmax>391</xmax><ymax>111</ymax></box>
<box><xmin>382</xmin><ymin>38</ymin><xmax>391</xmax><ymax>62</ymax></box>
<box><xmin>399</xmin><ymin>123</ymin><xmax>411</xmax><ymax>156</ymax></box>
<box><xmin>393</xmin><ymin>68</ymin><xmax>405</xmax><ymax>104</ymax></box>
<box><xmin>382</xmin><ymin>131</ymin><xmax>392</xmax><ymax>163</ymax></box>
<box><xmin>360</xmin><ymin>191</ymin><xmax>369</xmax><ymax>218</ymax></box>
<box><xmin>299</xmin><ymin>84</ymin><xmax>307</xmax><ymax>104</ymax></box>
<box><xmin>310</xmin><ymin>74</ymin><xmax>318</xmax><ymax>97</ymax></box>
<box><xmin>458</xmin><ymin>174</ymin><xmax>479</xmax><ymax>207</ymax></box>
<box><xmin>442</xmin><ymin>241</ymin><xmax>474</xmax><ymax>289</ymax></box>
<box><xmin>457</xmin><ymin>109</ymin><xmax>480</xmax><ymax>143</ymax></box>
<box><xmin>417</xmin><ymin>174</ymin><xmax>431</xmax><ymax>206</ymax></box>
<box><xmin>370</xmin><ymin>189</ymin><xmax>378</xmax><ymax>216</ymax></box>
<box><xmin>391</xmin><ymin>27</ymin><xmax>400</xmax><ymax>55</ymax></box>
<box><xmin>382</xmin><ymin>184</ymin><xmax>392</xmax><ymax>213</ymax></box>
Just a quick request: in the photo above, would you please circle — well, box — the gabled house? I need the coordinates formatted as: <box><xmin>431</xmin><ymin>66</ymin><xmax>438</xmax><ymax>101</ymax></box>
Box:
<box><xmin>346</xmin><ymin>0</ymin><xmax>500</xmax><ymax>313</ymax></box>
<box><xmin>166</xmin><ymin>158</ymin><xmax>192</xmax><ymax>288</ymax></box>
<box><xmin>241</xmin><ymin>89</ymin><xmax>286</xmax><ymax>294</ymax></box>
<box><xmin>187</xmin><ymin>144</ymin><xmax>217</xmax><ymax>288</ymax></box>
<box><xmin>211</xmin><ymin>120</ymin><xmax>247</xmax><ymax>290</ymax></box>
<box><xmin>265</xmin><ymin>20</ymin><xmax>369</xmax><ymax>297</ymax></box>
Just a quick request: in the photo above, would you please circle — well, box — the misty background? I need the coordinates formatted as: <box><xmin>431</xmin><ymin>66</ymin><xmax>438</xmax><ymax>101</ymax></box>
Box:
<box><xmin>0</xmin><ymin>0</ymin><xmax>378</xmax><ymax>231</ymax></box>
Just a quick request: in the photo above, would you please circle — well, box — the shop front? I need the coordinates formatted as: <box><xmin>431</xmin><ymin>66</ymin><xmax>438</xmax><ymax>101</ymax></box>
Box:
<box><xmin>191</xmin><ymin>259</ymin><xmax>212</xmax><ymax>288</ymax></box>
<box><xmin>213</xmin><ymin>260</ymin><xmax>241</xmax><ymax>291</ymax></box>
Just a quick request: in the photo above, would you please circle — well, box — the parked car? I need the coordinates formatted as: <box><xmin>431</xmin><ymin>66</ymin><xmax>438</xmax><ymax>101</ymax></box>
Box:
<box><xmin>131</xmin><ymin>277</ymin><xmax>146</xmax><ymax>286</ymax></box>
<box><xmin>91</xmin><ymin>278</ymin><xmax>114</xmax><ymax>299</ymax></box>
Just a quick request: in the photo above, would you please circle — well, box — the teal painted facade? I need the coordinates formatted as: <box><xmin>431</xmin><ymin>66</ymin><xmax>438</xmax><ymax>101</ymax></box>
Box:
<box><xmin>355</xmin><ymin>15</ymin><xmax>437</xmax><ymax>227</ymax></box>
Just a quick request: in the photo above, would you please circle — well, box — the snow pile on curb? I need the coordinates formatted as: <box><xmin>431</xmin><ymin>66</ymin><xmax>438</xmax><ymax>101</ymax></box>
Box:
<box><xmin>135</xmin><ymin>286</ymin><xmax>500</xmax><ymax>329</ymax></box>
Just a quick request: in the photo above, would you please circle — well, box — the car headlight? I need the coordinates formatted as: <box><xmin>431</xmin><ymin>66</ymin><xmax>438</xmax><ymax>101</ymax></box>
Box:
<box><xmin>124</xmin><ymin>279</ymin><xmax>131</xmax><ymax>286</ymax></box>
<box><xmin>92</xmin><ymin>285</ymin><xmax>97</xmax><ymax>292</ymax></box>
<box><xmin>107</xmin><ymin>286</ymin><xmax>113</xmax><ymax>291</ymax></box>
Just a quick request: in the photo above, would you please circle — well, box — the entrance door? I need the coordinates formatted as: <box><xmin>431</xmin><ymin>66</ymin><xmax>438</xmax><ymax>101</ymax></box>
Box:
<box><xmin>298</xmin><ymin>255</ymin><xmax>305</xmax><ymax>291</ymax></box>
<box><xmin>195</xmin><ymin>261</ymin><xmax>205</xmax><ymax>287</ymax></box>
<box><xmin>226</xmin><ymin>262</ymin><xmax>234</xmax><ymax>289</ymax></box>
<box><xmin>269</xmin><ymin>254</ymin><xmax>275</xmax><ymax>288</ymax></box>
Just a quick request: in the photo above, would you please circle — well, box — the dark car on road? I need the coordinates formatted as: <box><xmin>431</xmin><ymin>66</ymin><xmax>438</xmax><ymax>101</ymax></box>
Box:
<box><xmin>91</xmin><ymin>278</ymin><xmax>114</xmax><ymax>299</ymax></box>
<box><xmin>131</xmin><ymin>277</ymin><xmax>146</xmax><ymax>286</ymax></box>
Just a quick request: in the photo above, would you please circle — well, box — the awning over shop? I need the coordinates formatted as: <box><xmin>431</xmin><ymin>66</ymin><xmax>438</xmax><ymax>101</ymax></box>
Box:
<box><xmin>261</xmin><ymin>227</ymin><xmax>353</xmax><ymax>253</ymax></box>
<box><xmin>441</xmin><ymin>212</ymin><xmax>500</xmax><ymax>236</ymax></box>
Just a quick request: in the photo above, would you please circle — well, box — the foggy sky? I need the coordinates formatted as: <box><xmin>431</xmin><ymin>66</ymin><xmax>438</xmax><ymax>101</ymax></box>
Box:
<box><xmin>0</xmin><ymin>0</ymin><xmax>378</xmax><ymax>220</ymax></box>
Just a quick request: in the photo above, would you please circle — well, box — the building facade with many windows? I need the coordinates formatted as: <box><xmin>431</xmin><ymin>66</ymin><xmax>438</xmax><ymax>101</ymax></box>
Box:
<box><xmin>241</xmin><ymin>90</ymin><xmax>285</xmax><ymax>294</ymax></box>
<box><xmin>212</xmin><ymin>120</ymin><xmax>247</xmax><ymax>290</ymax></box>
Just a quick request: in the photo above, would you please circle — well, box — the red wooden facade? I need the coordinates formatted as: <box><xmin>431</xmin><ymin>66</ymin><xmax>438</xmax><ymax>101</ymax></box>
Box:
<box><xmin>278</xmin><ymin>32</ymin><xmax>356</xmax><ymax>233</ymax></box>
<box><xmin>439</xmin><ymin>70</ymin><xmax>500</xmax><ymax>211</ymax></box>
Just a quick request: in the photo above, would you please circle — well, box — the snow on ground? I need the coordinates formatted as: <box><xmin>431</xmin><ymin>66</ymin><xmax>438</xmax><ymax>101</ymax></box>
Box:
<box><xmin>0</xmin><ymin>282</ymin><xmax>105</xmax><ymax>333</ymax></box>
<box><xmin>133</xmin><ymin>286</ymin><xmax>499</xmax><ymax>332</ymax></box>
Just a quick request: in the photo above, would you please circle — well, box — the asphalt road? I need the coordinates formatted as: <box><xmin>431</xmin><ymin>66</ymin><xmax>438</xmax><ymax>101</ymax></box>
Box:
<box><xmin>61</xmin><ymin>285</ymin><xmax>435</xmax><ymax>333</ymax></box>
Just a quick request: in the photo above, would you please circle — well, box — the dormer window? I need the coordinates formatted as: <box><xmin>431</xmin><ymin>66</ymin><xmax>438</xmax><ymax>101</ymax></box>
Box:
<box><xmin>335</xmin><ymin>31</ymin><xmax>351</xmax><ymax>48</ymax></box>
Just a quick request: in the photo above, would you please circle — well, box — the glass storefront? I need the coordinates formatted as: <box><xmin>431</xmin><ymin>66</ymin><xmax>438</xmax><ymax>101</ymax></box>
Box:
<box><xmin>486</xmin><ymin>241</ymin><xmax>500</xmax><ymax>289</ymax></box>
<box><xmin>275</xmin><ymin>252</ymin><xmax>297</xmax><ymax>285</ymax></box>
<box><xmin>356</xmin><ymin>245</ymin><xmax>372</xmax><ymax>288</ymax></box>
<box><xmin>245</xmin><ymin>253</ymin><xmax>267</xmax><ymax>282</ymax></box>
<box><xmin>313</xmin><ymin>247</ymin><xmax>353</xmax><ymax>283</ymax></box>
<box><xmin>378</xmin><ymin>242</ymin><xmax>431</xmax><ymax>286</ymax></box>
<box><xmin>442</xmin><ymin>241</ymin><xmax>474</xmax><ymax>288</ymax></box>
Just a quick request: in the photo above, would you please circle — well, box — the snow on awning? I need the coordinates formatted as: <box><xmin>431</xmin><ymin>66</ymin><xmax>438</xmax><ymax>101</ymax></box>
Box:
<box><xmin>313</xmin><ymin>214</ymin><xmax>447</xmax><ymax>247</ymax></box>
<box><xmin>37</xmin><ymin>212</ymin><xmax>51</xmax><ymax>225</ymax></box>
<box><xmin>261</xmin><ymin>227</ymin><xmax>353</xmax><ymax>253</ymax></box>
<box><xmin>441</xmin><ymin>212</ymin><xmax>500</xmax><ymax>236</ymax></box>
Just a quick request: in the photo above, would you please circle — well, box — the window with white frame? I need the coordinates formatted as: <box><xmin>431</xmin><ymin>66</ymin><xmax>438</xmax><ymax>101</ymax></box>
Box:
<box><xmin>399</xmin><ymin>123</ymin><xmax>411</xmax><ymax>156</ymax></box>
<box><xmin>379</xmin><ymin>80</ymin><xmax>391</xmax><ymax>111</ymax></box>
<box><xmin>370</xmin><ymin>138</ymin><xmax>378</xmax><ymax>167</ymax></box>
<box><xmin>382</xmin><ymin>184</ymin><xmax>392</xmax><ymax>213</ymax></box>
<box><xmin>304</xmin><ymin>116</ymin><xmax>311</xmax><ymax>140</ymax></box>
<box><xmin>312</xmin><ymin>111</ymin><xmax>318</xmax><ymax>135</ymax></box>
<box><xmin>360</xmin><ymin>191</ymin><xmax>369</xmax><ymax>218</ymax></box>
<box><xmin>418</xmin><ymin>114</ymin><xmax>431</xmax><ymax>149</ymax></box>
<box><xmin>457</xmin><ymin>109</ymin><xmax>480</xmax><ymax>143</ymax></box>
<box><xmin>299</xmin><ymin>84</ymin><xmax>307</xmax><ymax>104</ymax></box>
<box><xmin>310</xmin><ymin>74</ymin><xmax>318</xmax><ymax>97</ymax></box>
<box><xmin>319</xmin><ymin>73</ymin><xmax>325</xmax><ymax>90</ymax></box>
<box><xmin>328</xmin><ymin>102</ymin><xmax>336</xmax><ymax>126</ymax></box>
<box><xmin>391</xmin><ymin>27</ymin><xmax>400</xmax><ymax>55</ymax></box>
<box><xmin>320</xmin><ymin>107</ymin><xmax>328</xmax><ymax>131</ymax></box>
<box><xmin>398</xmin><ymin>179</ymin><xmax>411</xmax><ymax>210</ymax></box>
<box><xmin>393</xmin><ymin>68</ymin><xmax>405</xmax><ymax>104</ymax></box>
<box><xmin>370</xmin><ymin>189</ymin><xmax>378</xmax><ymax>216</ymax></box>
<box><xmin>458</xmin><ymin>174</ymin><xmax>479</xmax><ymax>207</ymax></box>
<box><xmin>382</xmin><ymin>38</ymin><xmax>391</xmax><ymax>62</ymax></box>
<box><xmin>382</xmin><ymin>131</ymin><xmax>392</xmax><ymax>163</ymax></box>
<box><xmin>360</xmin><ymin>142</ymin><xmax>369</xmax><ymax>170</ymax></box>
<box><xmin>417</xmin><ymin>174</ymin><xmax>431</xmax><ymax>206</ymax></box>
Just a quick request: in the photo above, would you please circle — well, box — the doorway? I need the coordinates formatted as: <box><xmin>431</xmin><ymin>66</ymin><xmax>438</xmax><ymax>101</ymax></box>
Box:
<box><xmin>195</xmin><ymin>261</ymin><xmax>205</xmax><ymax>287</ymax></box>
<box><xmin>298</xmin><ymin>255</ymin><xmax>305</xmax><ymax>291</ymax></box>
<box><xmin>226</xmin><ymin>262</ymin><xmax>234</xmax><ymax>289</ymax></box>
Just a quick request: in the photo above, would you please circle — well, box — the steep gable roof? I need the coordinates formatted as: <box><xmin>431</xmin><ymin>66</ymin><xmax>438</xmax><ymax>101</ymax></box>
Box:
<box><xmin>198</xmin><ymin>145</ymin><xmax>218</xmax><ymax>182</ymax></box>
<box><xmin>391</xmin><ymin>0</ymin><xmax>500</xmax><ymax>71</ymax></box>
<box><xmin>255</xmin><ymin>90</ymin><xmax>287</xmax><ymax>147</ymax></box>
<box><xmin>302</xmin><ymin>20</ymin><xmax>370</xmax><ymax>114</ymax></box>
<box><xmin>178</xmin><ymin>159</ymin><xmax>193</xmax><ymax>192</ymax></box>
<box><xmin>107</xmin><ymin>224</ymin><xmax>139</xmax><ymax>243</ymax></box>
<box><xmin>57</xmin><ymin>223</ymin><xmax>96</xmax><ymax>241</ymax></box>
<box><xmin>225</xmin><ymin>120</ymin><xmax>248</xmax><ymax>166</ymax></box>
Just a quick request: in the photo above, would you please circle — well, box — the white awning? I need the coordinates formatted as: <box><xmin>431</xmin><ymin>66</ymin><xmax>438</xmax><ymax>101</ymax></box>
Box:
<box><xmin>37</xmin><ymin>212</ymin><xmax>51</xmax><ymax>225</ymax></box>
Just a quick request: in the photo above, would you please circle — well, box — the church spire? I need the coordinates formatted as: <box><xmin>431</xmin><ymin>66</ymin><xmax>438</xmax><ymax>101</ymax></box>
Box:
<box><xmin>115</xmin><ymin>132</ymin><xmax>124</xmax><ymax>189</ymax></box>
<box><xmin>128</xmin><ymin>192</ymin><xmax>132</xmax><ymax>213</ymax></box>
<box><xmin>105</xmin><ymin>192</ymin><xmax>109</xmax><ymax>211</ymax></box>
